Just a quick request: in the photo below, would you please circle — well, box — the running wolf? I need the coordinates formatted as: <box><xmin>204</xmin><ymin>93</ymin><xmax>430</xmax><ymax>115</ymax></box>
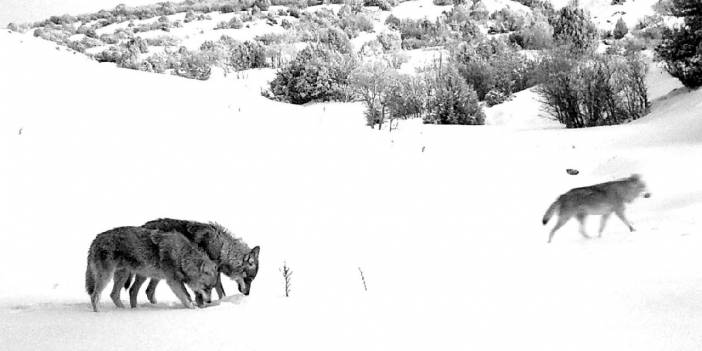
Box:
<box><xmin>115</xmin><ymin>218</ymin><xmax>260</xmax><ymax>307</ymax></box>
<box><xmin>542</xmin><ymin>174</ymin><xmax>651</xmax><ymax>243</ymax></box>
<box><xmin>85</xmin><ymin>226</ymin><xmax>218</xmax><ymax>312</ymax></box>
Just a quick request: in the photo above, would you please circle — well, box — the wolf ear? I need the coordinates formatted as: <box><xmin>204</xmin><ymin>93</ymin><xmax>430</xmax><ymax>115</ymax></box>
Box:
<box><xmin>250</xmin><ymin>246</ymin><xmax>260</xmax><ymax>259</ymax></box>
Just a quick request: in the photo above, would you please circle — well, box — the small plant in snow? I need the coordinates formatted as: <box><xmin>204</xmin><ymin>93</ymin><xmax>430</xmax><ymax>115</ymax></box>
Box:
<box><xmin>358</xmin><ymin>267</ymin><xmax>368</xmax><ymax>291</ymax></box>
<box><xmin>280</xmin><ymin>261</ymin><xmax>293</xmax><ymax>297</ymax></box>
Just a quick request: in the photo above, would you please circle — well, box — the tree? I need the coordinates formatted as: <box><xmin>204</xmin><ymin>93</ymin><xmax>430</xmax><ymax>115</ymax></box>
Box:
<box><xmin>349</xmin><ymin>61</ymin><xmax>397</xmax><ymax>129</ymax></box>
<box><xmin>655</xmin><ymin>0</ymin><xmax>702</xmax><ymax>88</ymax></box>
<box><xmin>550</xmin><ymin>5</ymin><xmax>599</xmax><ymax>55</ymax></box>
<box><xmin>425</xmin><ymin>63</ymin><xmax>485</xmax><ymax>125</ymax></box>
<box><xmin>536</xmin><ymin>50</ymin><xmax>649</xmax><ymax>128</ymax></box>
<box><xmin>613</xmin><ymin>17</ymin><xmax>628</xmax><ymax>39</ymax></box>
<box><xmin>267</xmin><ymin>45</ymin><xmax>358</xmax><ymax>104</ymax></box>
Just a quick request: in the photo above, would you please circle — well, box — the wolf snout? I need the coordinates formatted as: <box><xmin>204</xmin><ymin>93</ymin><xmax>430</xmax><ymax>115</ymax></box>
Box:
<box><xmin>643</xmin><ymin>192</ymin><xmax>651</xmax><ymax>198</ymax></box>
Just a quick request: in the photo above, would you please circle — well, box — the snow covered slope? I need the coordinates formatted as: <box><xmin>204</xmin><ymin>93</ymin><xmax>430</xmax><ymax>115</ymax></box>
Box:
<box><xmin>1</xmin><ymin>29</ymin><xmax>702</xmax><ymax>351</ymax></box>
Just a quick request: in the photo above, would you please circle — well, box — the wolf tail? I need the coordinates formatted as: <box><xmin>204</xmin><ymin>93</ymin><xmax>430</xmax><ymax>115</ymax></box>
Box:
<box><xmin>542</xmin><ymin>198</ymin><xmax>560</xmax><ymax>225</ymax></box>
<box><xmin>85</xmin><ymin>262</ymin><xmax>95</xmax><ymax>295</ymax></box>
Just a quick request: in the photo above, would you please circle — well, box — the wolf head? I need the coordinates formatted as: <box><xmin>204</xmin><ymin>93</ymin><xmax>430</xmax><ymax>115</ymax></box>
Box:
<box><xmin>626</xmin><ymin>174</ymin><xmax>651</xmax><ymax>201</ymax></box>
<box><xmin>221</xmin><ymin>246</ymin><xmax>260</xmax><ymax>296</ymax></box>
<box><xmin>184</xmin><ymin>258</ymin><xmax>219</xmax><ymax>304</ymax></box>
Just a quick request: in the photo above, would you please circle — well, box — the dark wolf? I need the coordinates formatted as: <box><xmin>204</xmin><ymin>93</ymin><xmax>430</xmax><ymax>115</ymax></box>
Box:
<box><xmin>85</xmin><ymin>226</ymin><xmax>218</xmax><ymax>312</ymax></box>
<box><xmin>115</xmin><ymin>218</ymin><xmax>260</xmax><ymax>307</ymax></box>
<box><xmin>543</xmin><ymin>174</ymin><xmax>651</xmax><ymax>243</ymax></box>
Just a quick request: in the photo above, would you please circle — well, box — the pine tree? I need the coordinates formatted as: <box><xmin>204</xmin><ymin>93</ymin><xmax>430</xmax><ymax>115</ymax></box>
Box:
<box><xmin>550</xmin><ymin>5</ymin><xmax>599</xmax><ymax>55</ymax></box>
<box><xmin>613</xmin><ymin>17</ymin><xmax>628</xmax><ymax>39</ymax></box>
<box><xmin>425</xmin><ymin>64</ymin><xmax>485</xmax><ymax>125</ymax></box>
<box><xmin>655</xmin><ymin>0</ymin><xmax>702</xmax><ymax>88</ymax></box>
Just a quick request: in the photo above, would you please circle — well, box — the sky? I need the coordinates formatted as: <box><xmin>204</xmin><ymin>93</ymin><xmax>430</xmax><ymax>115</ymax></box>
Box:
<box><xmin>0</xmin><ymin>0</ymin><xmax>160</xmax><ymax>27</ymax></box>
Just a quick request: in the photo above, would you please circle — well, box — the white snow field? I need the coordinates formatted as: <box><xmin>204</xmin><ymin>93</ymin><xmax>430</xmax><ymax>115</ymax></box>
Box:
<box><xmin>2</xmin><ymin>28</ymin><xmax>702</xmax><ymax>351</ymax></box>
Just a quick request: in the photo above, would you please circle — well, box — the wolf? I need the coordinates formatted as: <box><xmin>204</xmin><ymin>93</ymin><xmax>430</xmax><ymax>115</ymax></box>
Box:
<box><xmin>542</xmin><ymin>174</ymin><xmax>651</xmax><ymax>243</ymax></box>
<box><xmin>85</xmin><ymin>226</ymin><xmax>218</xmax><ymax>312</ymax></box>
<box><xmin>114</xmin><ymin>218</ymin><xmax>260</xmax><ymax>308</ymax></box>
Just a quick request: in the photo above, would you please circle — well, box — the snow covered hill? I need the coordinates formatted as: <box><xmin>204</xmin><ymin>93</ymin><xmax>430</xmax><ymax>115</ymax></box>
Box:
<box><xmin>2</xmin><ymin>16</ymin><xmax>702</xmax><ymax>351</ymax></box>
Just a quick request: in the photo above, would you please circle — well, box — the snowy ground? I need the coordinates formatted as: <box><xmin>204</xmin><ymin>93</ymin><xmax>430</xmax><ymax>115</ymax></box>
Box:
<box><xmin>2</xmin><ymin>23</ymin><xmax>702</xmax><ymax>351</ymax></box>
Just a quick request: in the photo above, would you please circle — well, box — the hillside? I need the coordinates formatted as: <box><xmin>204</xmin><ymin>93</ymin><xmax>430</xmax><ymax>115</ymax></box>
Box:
<box><xmin>3</xmin><ymin>2</ymin><xmax>702</xmax><ymax>345</ymax></box>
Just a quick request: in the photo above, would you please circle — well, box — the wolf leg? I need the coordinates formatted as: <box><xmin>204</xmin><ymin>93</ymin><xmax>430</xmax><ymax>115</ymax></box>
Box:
<box><xmin>146</xmin><ymin>279</ymin><xmax>160</xmax><ymax>304</ymax></box>
<box><xmin>195</xmin><ymin>292</ymin><xmax>204</xmax><ymax>307</ymax></box>
<box><xmin>598</xmin><ymin>213</ymin><xmax>611</xmax><ymax>238</ymax></box>
<box><xmin>109</xmin><ymin>269</ymin><xmax>130</xmax><ymax>308</ymax></box>
<box><xmin>165</xmin><ymin>280</ymin><xmax>195</xmax><ymax>309</ymax></box>
<box><xmin>129</xmin><ymin>275</ymin><xmax>147</xmax><ymax>308</ymax></box>
<box><xmin>614</xmin><ymin>207</ymin><xmax>635</xmax><ymax>232</ymax></box>
<box><xmin>214</xmin><ymin>273</ymin><xmax>226</xmax><ymax>299</ymax></box>
<box><xmin>547</xmin><ymin>215</ymin><xmax>570</xmax><ymax>243</ymax></box>
<box><xmin>576</xmin><ymin>213</ymin><xmax>591</xmax><ymax>239</ymax></box>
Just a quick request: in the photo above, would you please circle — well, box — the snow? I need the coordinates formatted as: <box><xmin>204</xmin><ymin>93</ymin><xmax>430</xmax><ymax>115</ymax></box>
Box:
<box><xmin>549</xmin><ymin>0</ymin><xmax>660</xmax><ymax>30</ymax></box>
<box><xmin>2</xmin><ymin>15</ymin><xmax>702</xmax><ymax>351</ymax></box>
<box><xmin>390</xmin><ymin>0</ymin><xmax>453</xmax><ymax>20</ymax></box>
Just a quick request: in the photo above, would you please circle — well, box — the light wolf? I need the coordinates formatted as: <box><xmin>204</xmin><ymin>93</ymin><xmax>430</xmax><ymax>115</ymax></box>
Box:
<box><xmin>85</xmin><ymin>226</ymin><xmax>218</xmax><ymax>312</ymax></box>
<box><xmin>542</xmin><ymin>174</ymin><xmax>651</xmax><ymax>243</ymax></box>
<box><xmin>114</xmin><ymin>218</ymin><xmax>260</xmax><ymax>307</ymax></box>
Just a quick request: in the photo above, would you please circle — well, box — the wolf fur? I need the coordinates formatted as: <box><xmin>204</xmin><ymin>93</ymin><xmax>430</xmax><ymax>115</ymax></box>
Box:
<box><xmin>115</xmin><ymin>218</ymin><xmax>260</xmax><ymax>307</ymax></box>
<box><xmin>542</xmin><ymin>174</ymin><xmax>651</xmax><ymax>243</ymax></box>
<box><xmin>85</xmin><ymin>226</ymin><xmax>218</xmax><ymax>312</ymax></box>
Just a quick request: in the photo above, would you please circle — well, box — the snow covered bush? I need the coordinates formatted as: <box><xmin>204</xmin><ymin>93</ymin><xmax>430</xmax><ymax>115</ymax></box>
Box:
<box><xmin>537</xmin><ymin>50</ymin><xmax>649</xmax><ymax>128</ymax></box>
<box><xmin>510</xmin><ymin>19</ymin><xmax>553</xmax><ymax>49</ymax></box>
<box><xmin>386</xmin><ymin>74</ymin><xmax>427</xmax><ymax>122</ymax></box>
<box><xmin>376</xmin><ymin>31</ymin><xmax>401</xmax><ymax>52</ymax></box>
<box><xmin>145</xmin><ymin>35</ymin><xmax>180</xmax><ymax>46</ymax></box>
<box><xmin>442</xmin><ymin>5</ymin><xmax>484</xmax><ymax>43</ymax></box>
<box><xmin>266</xmin><ymin>45</ymin><xmax>358</xmax><ymax>104</ymax></box>
<box><xmin>385</xmin><ymin>14</ymin><xmax>401</xmax><ymax>30</ymax></box>
<box><xmin>469</xmin><ymin>1</ymin><xmax>490</xmax><ymax>22</ymax></box>
<box><xmin>398</xmin><ymin>18</ymin><xmax>450</xmax><ymax>49</ymax></box>
<box><xmin>489</xmin><ymin>8</ymin><xmax>527</xmax><ymax>34</ymax></box>
<box><xmin>230</xmin><ymin>41</ymin><xmax>267</xmax><ymax>70</ymax></box>
<box><xmin>94</xmin><ymin>45</ymin><xmax>130</xmax><ymax>63</ymax></box>
<box><xmin>339</xmin><ymin>12</ymin><xmax>375</xmax><ymax>38</ymax></box>
<box><xmin>655</xmin><ymin>0</ymin><xmax>702</xmax><ymax>88</ymax></box>
<box><xmin>318</xmin><ymin>27</ymin><xmax>353</xmax><ymax>54</ymax></box>
<box><xmin>184</xmin><ymin>9</ymin><xmax>196</xmax><ymax>23</ymax></box>
<box><xmin>360</xmin><ymin>40</ymin><xmax>384</xmax><ymax>57</ymax></box>
<box><xmin>452</xmin><ymin>38</ymin><xmax>537</xmax><ymax>101</ymax></box>
<box><xmin>230</xmin><ymin>16</ymin><xmax>245</xmax><ymax>29</ymax></box>
<box><xmin>425</xmin><ymin>63</ymin><xmax>485</xmax><ymax>125</ymax></box>
<box><xmin>33</xmin><ymin>28</ymin><xmax>70</xmax><ymax>45</ymax></box>
<box><xmin>255</xmin><ymin>0</ymin><xmax>272</xmax><ymax>11</ymax></box>
<box><xmin>349</xmin><ymin>61</ymin><xmax>397</xmax><ymax>129</ymax></box>
<box><xmin>484</xmin><ymin>89</ymin><xmax>510</xmax><ymax>106</ymax></box>
<box><xmin>173</xmin><ymin>49</ymin><xmax>212</xmax><ymax>80</ymax></box>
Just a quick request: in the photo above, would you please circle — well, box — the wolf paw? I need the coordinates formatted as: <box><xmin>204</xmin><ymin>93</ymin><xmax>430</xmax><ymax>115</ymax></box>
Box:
<box><xmin>147</xmin><ymin>294</ymin><xmax>157</xmax><ymax>304</ymax></box>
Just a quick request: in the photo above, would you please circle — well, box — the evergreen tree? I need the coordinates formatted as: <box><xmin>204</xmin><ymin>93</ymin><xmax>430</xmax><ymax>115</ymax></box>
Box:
<box><xmin>613</xmin><ymin>17</ymin><xmax>628</xmax><ymax>39</ymax></box>
<box><xmin>425</xmin><ymin>64</ymin><xmax>485</xmax><ymax>125</ymax></box>
<box><xmin>550</xmin><ymin>5</ymin><xmax>599</xmax><ymax>55</ymax></box>
<box><xmin>655</xmin><ymin>0</ymin><xmax>702</xmax><ymax>88</ymax></box>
